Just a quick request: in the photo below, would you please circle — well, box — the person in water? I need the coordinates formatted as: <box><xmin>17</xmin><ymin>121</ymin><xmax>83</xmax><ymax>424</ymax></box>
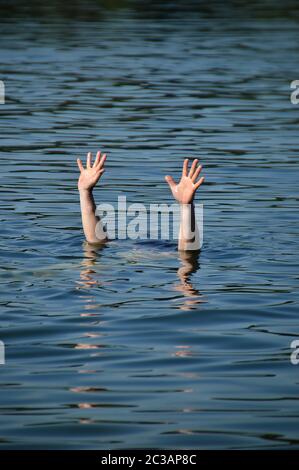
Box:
<box><xmin>77</xmin><ymin>151</ymin><xmax>205</xmax><ymax>251</ymax></box>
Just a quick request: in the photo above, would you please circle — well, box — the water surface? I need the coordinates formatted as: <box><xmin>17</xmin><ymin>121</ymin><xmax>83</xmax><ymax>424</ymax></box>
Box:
<box><xmin>0</xmin><ymin>1</ymin><xmax>299</xmax><ymax>449</ymax></box>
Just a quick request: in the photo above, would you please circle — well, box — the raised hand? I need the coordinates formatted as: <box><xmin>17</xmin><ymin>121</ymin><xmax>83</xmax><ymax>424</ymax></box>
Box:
<box><xmin>77</xmin><ymin>151</ymin><xmax>107</xmax><ymax>192</ymax></box>
<box><xmin>165</xmin><ymin>158</ymin><xmax>204</xmax><ymax>204</ymax></box>
<box><xmin>77</xmin><ymin>151</ymin><xmax>108</xmax><ymax>244</ymax></box>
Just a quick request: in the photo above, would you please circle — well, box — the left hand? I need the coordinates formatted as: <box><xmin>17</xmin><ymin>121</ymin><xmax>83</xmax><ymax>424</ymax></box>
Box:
<box><xmin>165</xmin><ymin>158</ymin><xmax>204</xmax><ymax>204</ymax></box>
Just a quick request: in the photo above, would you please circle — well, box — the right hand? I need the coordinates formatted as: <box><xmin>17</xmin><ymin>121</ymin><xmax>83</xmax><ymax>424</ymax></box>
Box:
<box><xmin>77</xmin><ymin>151</ymin><xmax>107</xmax><ymax>191</ymax></box>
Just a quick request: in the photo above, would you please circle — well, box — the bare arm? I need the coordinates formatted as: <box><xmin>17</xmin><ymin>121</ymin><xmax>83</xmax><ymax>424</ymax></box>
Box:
<box><xmin>77</xmin><ymin>151</ymin><xmax>108</xmax><ymax>244</ymax></box>
<box><xmin>165</xmin><ymin>158</ymin><xmax>204</xmax><ymax>251</ymax></box>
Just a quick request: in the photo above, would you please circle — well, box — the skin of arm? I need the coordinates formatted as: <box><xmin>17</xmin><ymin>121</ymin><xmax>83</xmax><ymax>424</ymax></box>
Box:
<box><xmin>77</xmin><ymin>151</ymin><xmax>108</xmax><ymax>244</ymax></box>
<box><xmin>165</xmin><ymin>158</ymin><xmax>205</xmax><ymax>251</ymax></box>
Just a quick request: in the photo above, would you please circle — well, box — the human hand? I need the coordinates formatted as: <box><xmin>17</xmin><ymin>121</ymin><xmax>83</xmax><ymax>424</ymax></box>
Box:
<box><xmin>165</xmin><ymin>158</ymin><xmax>204</xmax><ymax>204</ymax></box>
<box><xmin>77</xmin><ymin>151</ymin><xmax>107</xmax><ymax>192</ymax></box>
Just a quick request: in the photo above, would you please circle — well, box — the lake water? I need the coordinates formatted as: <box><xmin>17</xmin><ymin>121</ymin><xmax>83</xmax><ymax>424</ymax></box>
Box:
<box><xmin>0</xmin><ymin>1</ymin><xmax>299</xmax><ymax>450</ymax></box>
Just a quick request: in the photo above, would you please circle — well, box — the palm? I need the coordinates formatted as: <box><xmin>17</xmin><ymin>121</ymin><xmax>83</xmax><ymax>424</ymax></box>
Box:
<box><xmin>79</xmin><ymin>168</ymin><xmax>101</xmax><ymax>190</ymax></box>
<box><xmin>77</xmin><ymin>151</ymin><xmax>107</xmax><ymax>191</ymax></box>
<box><xmin>172</xmin><ymin>176</ymin><xmax>197</xmax><ymax>204</ymax></box>
<box><xmin>165</xmin><ymin>158</ymin><xmax>204</xmax><ymax>204</ymax></box>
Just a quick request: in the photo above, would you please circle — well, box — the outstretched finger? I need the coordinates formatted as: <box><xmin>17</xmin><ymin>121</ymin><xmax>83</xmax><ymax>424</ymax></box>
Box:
<box><xmin>86</xmin><ymin>152</ymin><xmax>92</xmax><ymax>169</ymax></box>
<box><xmin>191</xmin><ymin>164</ymin><xmax>202</xmax><ymax>182</ymax></box>
<box><xmin>98</xmin><ymin>153</ymin><xmax>107</xmax><ymax>169</ymax></box>
<box><xmin>188</xmin><ymin>159</ymin><xmax>198</xmax><ymax>178</ymax></box>
<box><xmin>77</xmin><ymin>158</ymin><xmax>84</xmax><ymax>172</ymax></box>
<box><xmin>96</xmin><ymin>168</ymin><xmax>105</xmax><ymax>177</ymax></box>
<box><xmin>93</xmin><ymin>151</ymin><xmax>101</xmax><ymax>167</ymax></box>
<box><xmin>194</xmin><ymin>176</ymin><xmax>205</xmax><ymax>190</ymax></box>
<box><xmin>165</xmin><ymin>175</ymin><xmax>177</xmax><ymax>190</ymax></box>
<box><xmin>182</xmin><ymin>158</ymin><xmax>189</xmax><ymax>177</ymax></box>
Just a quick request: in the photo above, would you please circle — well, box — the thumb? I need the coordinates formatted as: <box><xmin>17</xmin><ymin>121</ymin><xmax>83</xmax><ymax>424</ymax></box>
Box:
<box><xmin>165</xmin><ymin>175</ymin><xmax>176</xmax><ymax>189</ymax></box>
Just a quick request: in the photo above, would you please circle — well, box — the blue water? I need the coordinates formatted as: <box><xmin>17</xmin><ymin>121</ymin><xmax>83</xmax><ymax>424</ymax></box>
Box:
<box><xmin>0</xmin><ymin>1</ymin><xmax>299</xmax><ymax>449</ymax></box>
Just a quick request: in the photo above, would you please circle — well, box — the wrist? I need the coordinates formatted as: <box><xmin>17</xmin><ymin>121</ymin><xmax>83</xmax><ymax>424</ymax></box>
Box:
<box><xmin>179</xmin><ymin>201</ymin><xmax>194</xmax><ymax>207</ymax></box>
<box><xmin>79</xmin><ymin>187</ymin><xmax>93</xmax><ymax>194</ymax></box>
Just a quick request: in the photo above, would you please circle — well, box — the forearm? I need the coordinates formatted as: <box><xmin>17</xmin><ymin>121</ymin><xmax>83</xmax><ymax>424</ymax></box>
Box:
<box><xmin>178</xmin><ymin>202</ymin><xmax>200</xmax><ymax>251</ymax></box>
<box><xmin>79</xmin><ymin>189</ymin><xmax>107</xmax><ymax>244</ymax></box>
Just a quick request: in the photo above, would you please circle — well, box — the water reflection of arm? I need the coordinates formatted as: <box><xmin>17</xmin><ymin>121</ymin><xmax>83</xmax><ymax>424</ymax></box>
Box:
<box><xmin>165</xmin><ymin>158</ymin><xmax>204</xmax><ymax>251</ymax></box>
<box><xmin>78</xmin><ymin>241</ymin><xmax>106</xmax><ymax>289</ymax></box>
<box><xmin>177</xmin><ymin>249</ymin><xmax>200</xmax><ymax>293</ymax></box>
<box><xmin>77</xmin><ymin>151</ymin><xmax>108</xmax><ymax>245</ymax></box>
<box><xmin>175</xmin><ymin>249</ymin><xmax>203</xmax><ymax>309</ymax></box>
